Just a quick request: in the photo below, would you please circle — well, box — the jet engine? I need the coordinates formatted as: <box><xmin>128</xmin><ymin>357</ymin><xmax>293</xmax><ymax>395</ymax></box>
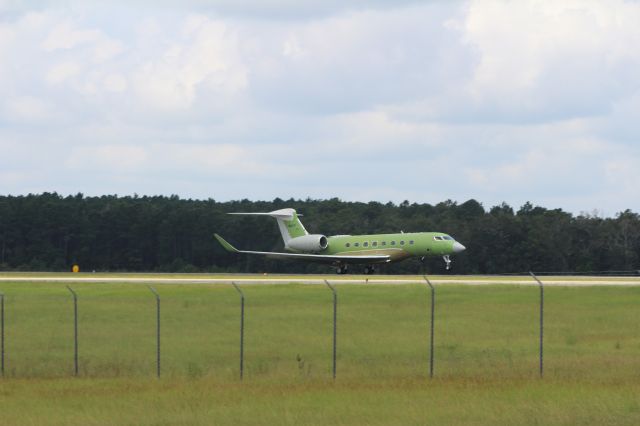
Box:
<box><xmin>286</xmin><ymin>234</ymin><xmax>328</xmax><ymax>253</ymax></box>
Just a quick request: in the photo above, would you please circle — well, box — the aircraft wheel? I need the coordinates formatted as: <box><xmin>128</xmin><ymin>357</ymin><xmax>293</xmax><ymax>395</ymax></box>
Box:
<box><xmin>336</xmin><ymin>265</ymin><xmax>348</xmax><ymax>274</ymax></box>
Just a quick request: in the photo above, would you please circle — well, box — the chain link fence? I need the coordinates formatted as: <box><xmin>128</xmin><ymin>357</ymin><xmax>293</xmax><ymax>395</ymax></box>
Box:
<box><xmin>1</xmin><ymin>274</ymin><xmax>639</xmax><ymax>380</ymax></box>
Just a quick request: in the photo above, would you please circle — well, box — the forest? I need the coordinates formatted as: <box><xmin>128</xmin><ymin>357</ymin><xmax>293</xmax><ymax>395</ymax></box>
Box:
<box><xmin>0</xmin><ymin>193</ymin><xmax>638</xmax><ymax>274</ymax></box>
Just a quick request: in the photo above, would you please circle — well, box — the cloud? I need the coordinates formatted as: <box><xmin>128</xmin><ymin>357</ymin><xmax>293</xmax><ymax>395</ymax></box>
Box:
<box><xmin>0</xmin><ymin>0</ymin><xmax>432</xmax><ymax>21</ymax></box>
<box><xmin>1</xmin><ymin>1</ymin><xmax>640</xmax><ymax>214</ymax></box>
<box><xmin>45</xmin><ymin>61</ymin><xmax>81</xmax><ymax>84</ymax></box>
<box><xmin>102</xmin><ymin>73</ymin><xmax>127</xmax><ymax>93</ymax></box>
<box><xmin>248</xmin><ymin>3</ymin><xmax>472</xmax><ymax>114</ymax></box>
<box><xmin>383</xmin><ymin>0</ymin><xmax>640</xmax><ymax>126</ymax></box>
<box><xmin>66</xmin><ymin>144</ymin><xmax>148</xmax><ymax>171</ymax></box>
<box><xmin>131</xmin><ymin>16</ymin><xmax>248</xmax><ymax>112</ymax></box>
<box><xmin>42</xmin><ymin>21</ymin><xmax>102</xmax><ymax>51</ymax></box>
<box><xmin>459</xmin><ymin>0</ymin><xmax>640</xmax><ymax>122</ymax></box>
<box><xmin>2</xmin><ymin>95</ymin><xmax>59</xmax><ymax>123</ymax></box>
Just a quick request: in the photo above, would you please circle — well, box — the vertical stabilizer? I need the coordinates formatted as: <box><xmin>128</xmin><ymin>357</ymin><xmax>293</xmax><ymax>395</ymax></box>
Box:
<box><xmin>227</xmin><ymin>208</ymin><xmax>308</xmax><ymax>244</ymax></box>
<box><xmin>272</xmin><ymin>208</ymin><xmax>307</xmax><ymax>243</ymax></box>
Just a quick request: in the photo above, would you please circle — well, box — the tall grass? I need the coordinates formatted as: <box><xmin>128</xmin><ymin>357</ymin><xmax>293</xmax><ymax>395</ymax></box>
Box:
<box><xmin>1</xmin><ymin>281</ymin><xmax>640</xmax><ymax>424</ymax></box>
<box><xmin>2</xmin><ymin>282</ymin><xmax>640</xmax><ymax>380</ymax></box>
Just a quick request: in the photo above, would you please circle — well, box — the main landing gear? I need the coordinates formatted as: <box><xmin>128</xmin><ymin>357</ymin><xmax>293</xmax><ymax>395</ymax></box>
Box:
<box><xmin>336</xmin><ymin>264</ymin><xmax>349</xmax><ymax>274</ymax></box>
<box><xmin>335</xmin><ymin>264</ymin><xmax>376</xmax><ymax>274</ymax></box>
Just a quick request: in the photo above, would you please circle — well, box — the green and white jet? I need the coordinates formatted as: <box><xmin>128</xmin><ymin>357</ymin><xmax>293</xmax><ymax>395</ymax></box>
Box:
<box><xmin>214</xmin><ymin>208</ymin><xmax>466</xmax><ymax>274</ymax></box>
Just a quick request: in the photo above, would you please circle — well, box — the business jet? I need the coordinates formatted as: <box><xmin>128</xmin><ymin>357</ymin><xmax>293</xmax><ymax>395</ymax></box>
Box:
<box><xmin>215</xmin><ymin>208</ymin><xmax>465</xmax><ymax>274</ymax></box>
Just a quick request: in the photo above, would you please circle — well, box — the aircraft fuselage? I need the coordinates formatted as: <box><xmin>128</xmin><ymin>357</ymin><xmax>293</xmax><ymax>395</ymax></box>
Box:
<box><xmin>295</xmin><ymin>232</ymin><xmax>464</xmax><ymax>263</ymax></box>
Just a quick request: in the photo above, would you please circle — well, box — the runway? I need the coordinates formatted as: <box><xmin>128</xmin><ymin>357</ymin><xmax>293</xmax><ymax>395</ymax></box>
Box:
<box><xmin>1</xmin><ymin>274</ymin><xmax>640</xmax><ymax>286</ymax></box>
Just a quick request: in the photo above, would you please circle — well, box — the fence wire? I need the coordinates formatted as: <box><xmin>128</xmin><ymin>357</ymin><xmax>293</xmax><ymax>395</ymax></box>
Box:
<box><xmin>0</xmin><ymin>274</ymin><xmax>639</xmax><ymax>380</ymax></box>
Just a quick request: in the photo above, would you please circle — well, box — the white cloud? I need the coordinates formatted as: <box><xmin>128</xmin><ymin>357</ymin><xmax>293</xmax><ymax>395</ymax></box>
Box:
<box><xmin>103</xmin><ymin>73</ymin><xmax>127</xmax><ymax>93</ymax></box>
<box><xmin>461</xmin><ymin>0</ymin><xmax>640</xmax><ymax>121</ymax></box>
<box><xmin>46</xmin><ymin>61</ymin><xmax>81</xmax><ymax>84</ymax></box>
<box><xmin>2</xmin><ymin>95</ymin><xmax>58</xmax><ymax>123</ymax></box>
<box><xmin>1</xmin><ymin>1</ymin><xmax>640</xmax><ymax>214</ymax></box>
<box><xmin>67</xmin><ymin>144</ymin><xmax>149</xmax><ymax>171</ymax></box>
<box><xmin>130</xmin><ymin>15</ymin><xmax>247</xmax><ymax>111</ymax></box>
<box><xmin>604</xmin><ymin>157</ymin><xmax>640</xmax><ymax>197</ymax></box>
<box><xmin>92</xmin><ymin>38</ymin><xmax>123</xmax><ymax>62</ymax></box>
<box><xmin>42</xmin><ymin>21</ymin><xmax>103</xmax><ymax>51</ymax></box>
<box><xmin>248</xmin><ymin>3</ymin><xmax>472</xmax><ymax>114</ymax></box>
<box><xmin>315</xmin><ymin>111</ymin><xmax>442</xmax><ymax>157</ymax></box>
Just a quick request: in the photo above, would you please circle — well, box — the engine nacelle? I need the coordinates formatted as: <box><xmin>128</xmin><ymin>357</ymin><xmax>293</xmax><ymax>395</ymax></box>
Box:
<box><xmin>286</xmin><ymin>234</ymin><xmax>328</xmax><ymax>253</ymax></box>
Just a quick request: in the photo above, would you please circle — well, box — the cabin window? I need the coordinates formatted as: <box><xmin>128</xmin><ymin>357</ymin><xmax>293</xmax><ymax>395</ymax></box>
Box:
<box><xmin>345</xmin><ymin>243</ymin><xmax>350</xmax><ymax>248</ymax></box>
<box><xmin>372</xmin><ymin>241</ymin><xmax>378</xmax><ymax>247</ymax></box>
<box><xmin>400</xmin><ymin>240</ymin><xmax>405</xmax><ymax>245</ymax></box>
<box><xmin>381</xmin><ymin>241</ymin><xmax>387</xmax><ymax>246</ymax></box>
<box><xmin>409</xmin><ymin>240</ymin><xmax>414</xmax><ymax>245</ymax></box>
<box><xmin>354</xmin><ymin>242</ymin><xmax>360</xmax><ymax>247</ymax></box>
<box><xmin>363</xmin><ymin>242</ymin><xmax>369</xmax><ymax>247</ymax></box>
<box><xmin>390</xmin><ymin>241</ymin><xmax>396</xmax><ymax>246</ymax></box>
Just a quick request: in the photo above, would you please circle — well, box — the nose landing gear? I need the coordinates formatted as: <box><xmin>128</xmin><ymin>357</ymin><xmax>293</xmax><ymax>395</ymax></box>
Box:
<box><xmin>363</xmin><ymin>265</ymin><xmax>375</xmax><ymax>275</ymax></box>
<box><xmin>443</xmin><ymin>255</ymin><xmax>452</xmax><ymax>270</ymax></box>
<box><xmin>422</xmin><ymin>255</ymin><xmax>454</xmax><ymax>271</ymax></box>
<box><xmin>336</xmin><ymin>264</ymin><xmax>348</xmax><ymax>274</ymax></box>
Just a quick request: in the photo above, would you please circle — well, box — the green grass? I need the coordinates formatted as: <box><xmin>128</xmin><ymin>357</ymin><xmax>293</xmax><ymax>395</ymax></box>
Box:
<box><xmin>1</xmin><ymin>280</ymin><xmax>640</xmax><ymax>424</ymax></box>
<box><xmin>2</xmin><ymin>271</ymin><xmax>639</xmax><ymax>283</ymax></box>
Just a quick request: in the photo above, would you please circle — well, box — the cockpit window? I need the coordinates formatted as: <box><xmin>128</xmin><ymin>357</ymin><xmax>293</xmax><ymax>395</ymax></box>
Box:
<box><xmin>433</xmin><ymin>236</ymin><xmax>443</xmax><ymax>241</ymax></box>
<box><xmin>442</xmin><ymin>236</ymin><xmax>454</xmax><ymax>241</ymax></box>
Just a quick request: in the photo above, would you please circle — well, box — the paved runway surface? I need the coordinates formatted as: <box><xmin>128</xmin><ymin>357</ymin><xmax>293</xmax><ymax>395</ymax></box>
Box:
<box><xmin>1</xmin><ymin>274</ymin><xmax>640</xmax><ymax>286</ymax></box>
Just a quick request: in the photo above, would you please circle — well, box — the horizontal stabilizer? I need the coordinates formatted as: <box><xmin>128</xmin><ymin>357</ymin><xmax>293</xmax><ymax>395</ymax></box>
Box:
<box><xmin>227</xmin><ymin>208</ymin><xmax>299</xmax><ymax>220</ymax></box>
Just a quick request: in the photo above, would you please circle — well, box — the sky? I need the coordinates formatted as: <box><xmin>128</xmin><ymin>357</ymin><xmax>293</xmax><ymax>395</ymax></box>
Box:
<box><xmin>1</xmin><ymin>0</ymin><xmax>640</xmax><ymax>215</ymax></box>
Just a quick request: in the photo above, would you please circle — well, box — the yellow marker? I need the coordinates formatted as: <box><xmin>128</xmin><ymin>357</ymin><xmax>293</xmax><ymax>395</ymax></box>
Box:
<box><xmin>72</xmin><ymin>265</ymin><xmax>80</xmax><ymax>273</ymax></box>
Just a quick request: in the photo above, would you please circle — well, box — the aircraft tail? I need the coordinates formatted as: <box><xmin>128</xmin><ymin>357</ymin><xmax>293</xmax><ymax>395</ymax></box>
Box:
<box><xmin>228</xmin><ymin>208</ymin><xmax>308</xmax><ymax>244</ymax></box>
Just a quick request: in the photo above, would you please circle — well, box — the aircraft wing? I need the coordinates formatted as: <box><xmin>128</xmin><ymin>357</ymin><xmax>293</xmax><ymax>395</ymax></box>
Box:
<box><xmin>214</xmin><ymin>234</ymin><xmax>391</xmax><ymax>265</ymax></box>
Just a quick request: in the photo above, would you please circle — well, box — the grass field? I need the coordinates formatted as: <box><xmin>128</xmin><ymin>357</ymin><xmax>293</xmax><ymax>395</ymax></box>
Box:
<box><xmin>1</xmin><ymin>277</ymin><xmax>640</xmax><ymax>424</ymax></box>
<box><xmin>3</xmin><ymin>271</ymin><xmax>640</xmax><ymax>281</ymax></box>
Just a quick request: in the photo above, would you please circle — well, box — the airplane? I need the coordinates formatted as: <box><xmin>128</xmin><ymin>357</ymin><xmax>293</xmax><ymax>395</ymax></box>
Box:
<box><xmin>214</xmin><ymin>208</ymin><xmax>466</xmax><ymax>274</ymax></box>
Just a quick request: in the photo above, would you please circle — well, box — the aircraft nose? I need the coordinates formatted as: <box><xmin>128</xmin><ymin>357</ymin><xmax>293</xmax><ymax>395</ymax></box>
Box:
<box><xmin>452</xmin><ymin>242</ymin><xmax>466</xmax><ymax>253</ymax></box>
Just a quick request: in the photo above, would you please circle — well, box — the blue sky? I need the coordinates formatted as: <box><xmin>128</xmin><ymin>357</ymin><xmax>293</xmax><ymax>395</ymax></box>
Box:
<box><xmin>1</xmin><ymin>0</ymin><xmax>639</xmax><ymax>215</ymax></box>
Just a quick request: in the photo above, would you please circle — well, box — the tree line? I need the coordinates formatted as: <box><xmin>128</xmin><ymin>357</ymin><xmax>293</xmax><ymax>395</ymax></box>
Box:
<box><xmin>0</xmin><ymin>193</ymin><xmax>638</xmax><ymax>274</ymax></box>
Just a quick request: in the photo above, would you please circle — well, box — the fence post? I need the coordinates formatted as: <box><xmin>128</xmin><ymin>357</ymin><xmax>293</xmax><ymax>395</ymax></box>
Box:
<box><xmin>529</xmin><ymin>272</ymin><xmax>544</xmax><ymax>378</ymax></box>
<box><xmin>1</xmin><ymin>293</ymin><xmax>4</xmax><ymax>377</ymax></box>
<box><xmin>324</xmin><ymin>280</ymin><xmax>337</xmax><ymax>380</ymax></box>
<box><xmin>423</xmin><ymin>276</ymin><xmax>435</xmax><ymax>379</ymax></box>
<box><xmin>66</xmin><ymin>286</ymin><xmax>79</xmax><ymax>376</ymax></box>
<box><xmin>231</xmin><ymin>282</ymin><xmax>245</xmax><ymax>380</ymax></box>
<box><xmin>147</xmin><ymin>286</ymin><xmax>160</xmax><ymax>378</ymax></box>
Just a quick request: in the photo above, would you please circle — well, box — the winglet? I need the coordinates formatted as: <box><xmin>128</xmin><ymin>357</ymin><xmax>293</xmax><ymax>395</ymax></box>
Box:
<box><xmin>214</xmin><ymin>234</ymin><xmax>239</xmax><ymax>253</ymax></box>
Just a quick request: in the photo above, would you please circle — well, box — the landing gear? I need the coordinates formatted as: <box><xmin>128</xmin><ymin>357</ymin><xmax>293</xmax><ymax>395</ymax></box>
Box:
<box><xmin>363</xmin><ymin>265</ymin><xmax>375</xmax><ymax>275</ymax></box>
<box><xmin>336</xmin><ymin>264</ymin><xmax>349</xmax><ymax>274</ymax></box>
<box><xmin>443</xmin><ymin>255</ymin><xmax>452</xmax><ymax>271</ymax></box>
